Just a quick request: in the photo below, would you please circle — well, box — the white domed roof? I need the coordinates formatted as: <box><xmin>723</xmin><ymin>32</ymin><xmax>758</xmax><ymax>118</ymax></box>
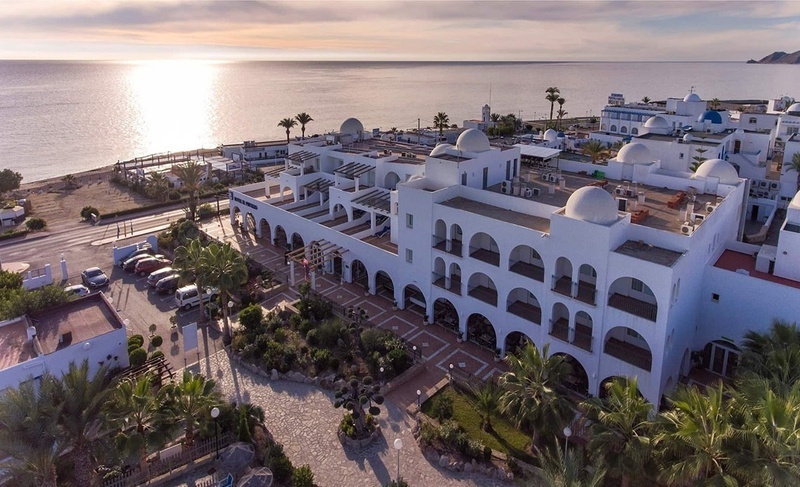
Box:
<box><xmin>684</xmin><ymin>93</ymin><xmax>702</xmax><ymax>102</ymax></box>
<box><xmin>787</xmin><ymin>103</ymin><xmax>800</xmax><ymax>116</ymax></box>
<box><xmin>694</xmin><ymin>158</ymin><xmax>739</xmax><ymax>185</ymax></box>
<box><xmin>616</xmin><ymin>143</ymin><xmax>652</xmax><ymax>164</ymax></box>
<box><xmin>543</xmin><ymin>129</ymin><xmax>559</xmax><ymax>142</ymax></box>
<box><xmin>340</xmin><ymin>118</ymin><xmax>364</xmax><ymax>135</ymax></box>
<box><xmin>429</xmin><ymin>143</ymin><xmax>453</xmax><ymax>157</ymax></box>
<box><xmin>456</xmin><ymin>129</ymin><xmax>490</xmax><ymax>152</ymax></box>
<box><xmin>565</xmin><ymin>186</ymin><xmax>618</xmax><ymax>225</ymax></box>
<box><xmin>644</xmin><ymin>115</ymin><xmax>669</xmax><ymax>129</ymax></box>
<box><xmin>683</xmin><ymin>133</ymin><xmax>693</xmax><ymax>142</ymax></box>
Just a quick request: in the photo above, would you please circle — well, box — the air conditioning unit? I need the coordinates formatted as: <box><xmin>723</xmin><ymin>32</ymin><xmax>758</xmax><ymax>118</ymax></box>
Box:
<box><xmin>691</xmin><ymin>212</ymin><xmax>705</xmax><ymax>224</ymax></box>
<box><xmin>501</xmin><ymin>180</ymin><xmax>512</xmax><ymax>194</ymax></box>
<box><xmin>532</xmin><ymin>188</ymin><xmax>541</xmax><ymax>197</ymax></box>
<box><xmin>614</xmin><ymin>186</ymin><xmax>625</xmax><ymax>196</ymax></box>
<box><xmin>681</xmin><ymin>222</ymin><xmax>695</xmax><ymax>235</ymax></box>
<box><xmin>542</xmin><ymin>172</ymin><xmax>551</xmax><ymax>181</ymax></box>
<box><xmin>759</xmin><ymin>180</ymin><xmax>769</xmax><ymax>188</ymax></box>
<box><xmin>770</xmin><ymin>181</ymin><xmax>781</xmax><ymax>191</ymax></box>
<box><xmin>550</xmin><ymin>173</ymin><xmax>560</xmax><ymax>183</ymax></box>
<box><xmin>524</xmin><ymin>188</ymin><xmax>533</xmax><ymax>198</ymax></box>
<box><xmin>706</xmin><ymin>203</ymin><xmax>718</xmax><ymax>213</ymax></box>
<box><xmin>625</xmin><ymin>189</ymin><xmax>636</xmax><ymax>198</ymax></box>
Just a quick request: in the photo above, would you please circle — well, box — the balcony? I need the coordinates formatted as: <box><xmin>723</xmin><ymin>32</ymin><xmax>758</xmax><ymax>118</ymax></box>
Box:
<box><xmin>468</xmin><ymin>285</ymin><xmax>497</xmax><ymax>306</ymax></box>
<box><xmin>510</xmin><ymin>261</ymin><xmax>545</xmax><ymax>282</ymax></box>
<box><xmin>433</xmin><ymin>273</ymin><xmax>462</xmax><ymax>296</ymax></box>
<box><xmin>608</xmin><ymin>293</ymin><xmax>657</xmax><ymax>322</ymax></box>
<box><xmin>470</xmin><ymin>247</ymin><xmax>500</xmax><ymax>266</ymax></box>
<box><xmin>604</xmin><ymin>338</ymin><xmax>652</xmax><ymax>371</ymax></box>
<box><xmin>507</xmin><ymin>301</ymin><xmax>542</xmax><ymax>324</ymax></box>
<box><xmin>549</xmin><ymin>317</ymin><xmax>569</xmax><ymax>343</ymax></box>
<box><xmin>572</xmin><ymin>324</ymin><xmax>593</xmax><ymax>352</ymax></box>
<box><xmin>575</xmin><ymin>281</ymin><xmax>597</xmax><ymax>306</ymax></box>
<box><xmin>432</xmin><ymin>238</ymin><xmax>463</xmax><ymax>257</ymax></box>
<box><xmin>552</xmin><ymin>276</ymin><xmax>572</xmax><ymax>297</ymax></box>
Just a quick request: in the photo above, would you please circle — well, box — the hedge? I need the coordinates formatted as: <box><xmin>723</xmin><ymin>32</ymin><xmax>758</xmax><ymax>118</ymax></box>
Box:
<box><xmin>99</xmin><ymin>188</ymin><xmax>229</xmax><ymax>220</ymax></box>
<box><xmin>0</xmin><ymin>229</ymin><xmax>28</xmax><ymax>242</ymax></box>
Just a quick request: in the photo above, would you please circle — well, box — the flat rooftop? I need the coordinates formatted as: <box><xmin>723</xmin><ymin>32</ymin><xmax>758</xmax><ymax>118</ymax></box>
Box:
<box><xmin>637</xmin><ymin>132</ymin><xmax>720</xmax><ymax>146</ymax></box>
<box><xmin>0</xmin><ymin>316</ymin><xmax>35</xmax><ymax>372</ymax></box>
<box><xmin>714</xmin><ymin>250</ymin><xmax>800</xmax><ymax>290</ymax></box>
<box><xmin>31</xmin><ymin>293</ymin><xmax>124</xmax><ymax>355</ymax></box>
<box><xmin>614</xmin><ymin>240</ymin><xmax>684</xmax><ymax>267</ymax></box>
<box><xmin>440</xmin><ymin>196</ymin><xmax>551</xmax><ymax>233</ymax></box>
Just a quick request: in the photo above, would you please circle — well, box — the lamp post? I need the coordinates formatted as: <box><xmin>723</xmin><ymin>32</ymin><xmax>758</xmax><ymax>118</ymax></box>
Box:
<box><xmin>379</xmin><ymin>366</ymin><xmax>384</xmax><ymax>387</ymax></box>
<box><xmin>211</xmin><ymin>407</ymin><xmax>220</xmax><ymax>459</ymax></box>
<box><xmin>563</xmin><ymin>426</ymin><xmax>572</xmax><ymax>457</ymax></box>
<box><xmin>448</xmin><ymin>363</ymin><xmax>454</xmax><ymax>385</ymax></box>
<box><xmin>393</xmin><ymin>438</ymin><xmax>403</xmax><ymax>481</ymax></box>
<box><xmin>416</xmin><ymin>389</ymin><xmax>421</xmax><ymax>408</ymax></box>
<box><xmin>412</xmin><ymin>345</ymin><xmax>417</xmax><ymax>361</ymax></box>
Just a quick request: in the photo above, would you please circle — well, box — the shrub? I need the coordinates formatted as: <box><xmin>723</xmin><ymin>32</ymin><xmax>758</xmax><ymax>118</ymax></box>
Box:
<box><xmin>150</xmin><ymin>335</ymin><xmax>163</xmax><ymax>348</ymax></box>
<box><xmin>305</xmin><ymin>329</ymin><xmax>319</xmax><ymax>346</ymax></box>
<box><xmin>484</xmin><ymin>445</ymin><xmax>493</xmax><ymax>462</ymax></box>
<box><xmin>129</xmin><ymin>347</ymin><xmax>147</xmax><ymax>367</ymax></box>
<box><xmin>239</xmin><ymin>304</ymin><xmax>264</xmax><ymax>333</ymax></box>
<box><xmin>237</xmin><ymin>405</ymin><xmax>253</xmax><ymax>443</ymax></box>
<box><xmin>197</xmin><ymin>203</ymin><xmax>215</xmax><ymax>220</ymax></box>
<box><xmin>265</xmin><ymin>442</ymin><xmax>294</xmax><ymax>485</ymax></box>
<box><xmin>80</xmin><ymin>206</ymin><xmax>99</xmax><ymax>220</ymax></box>
<box><xmin>385</xmin><ymin>478</ymin><xmax>409</xmax><ymax>487</ymax></box>
<box><xmin>273</xmin><ymin>327</ymin><xmax>287</xmax><ymax>343</ymax></box>
<box><xmin>292</xmin><ymin>464</ymin><xmax>314</xmax><ymax>487</ymax></box>
<box><xmin>311</xmin><ymin>348</ymin><xmax>331</xmax><ymax>370</ymax></box>
<box><xmin>168</xmin><ymin>190</ymin><xmax>181</xmax><ymax>201</ymax></box>
<box><xmin>128</xmin><ymin>335</ymin><xmax>145</xmax><ymax>349</ymax></box>
<box><xmin>360</xmin><ymin>328</ymin><xmax>388</xmax><ymax>354</ymax></box>
<box><xmin>25</xmin><ymin>218</ymin><xmax>46</xmax><ymax>231</ymax></box>
<box><xmin>231</xmin><ymin>334</ymin><xmax>249</xmax><ymax>352</ymax></box>
<box><xmin>430</xmin><ymin>394</ymin><xmax>453</xmax><ymax>421</ymax></box>
<box><xmin>150</xmin><ymin>350</ymin><xmax>164</xmax><ymax>360</ymax></box>
<box><xmin>388</xmin><ymin>348</ymin><xmax>409</xmax><ymax>374</ymax></box>
<box><xmin>316</xmin><ymin>320</ymin><xmax>345</xmax><ymax>348</ymax></box>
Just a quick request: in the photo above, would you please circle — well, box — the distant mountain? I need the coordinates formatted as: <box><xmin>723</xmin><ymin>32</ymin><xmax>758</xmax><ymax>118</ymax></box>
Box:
<box><xmin>747</xmin><ymin>50</ymin><xmax>800</xmax><ymax>64</ymax></box>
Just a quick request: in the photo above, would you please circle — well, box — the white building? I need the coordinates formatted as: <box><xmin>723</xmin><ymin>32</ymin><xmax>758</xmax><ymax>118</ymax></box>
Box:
<box><xmin>0</xmin><ymin>293</ymin><xmax>130</xmax><ymax>392</ymax></box>
<box><xmin>220</xmin><ymin>140</ymin><xmax>289</xmax><ymax>167</ymax></box>
<box><xmin>229</xmin><ymin>116</ymin><xmax>800</xmax><ymax>407</ymax></box>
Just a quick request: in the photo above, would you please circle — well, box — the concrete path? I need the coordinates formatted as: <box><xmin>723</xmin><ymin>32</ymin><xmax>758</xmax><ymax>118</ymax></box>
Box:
<box><xmin>185</xmin><ymin>351</ymin><xmax>506</xmax><ymax>487</ymax></box>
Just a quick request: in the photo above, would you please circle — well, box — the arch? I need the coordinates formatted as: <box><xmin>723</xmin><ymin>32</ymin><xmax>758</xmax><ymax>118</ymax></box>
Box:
<box><xmin>332</xmin><ymin>203</ymin><xmax>349</xmax><ymax>222</ymax></box>
<box><xmin>375</xmin><ymin>270</ymin><xmax>395</xmax><ymax>300</ymax></box>
<box><xmin>433</xmin><ymin>219</ymin><xmax>447</xmax><ymax>251</ymax></box>
<box><xmin>553</xmin><ymin>257</ymin><xmax>573</xmax><ymax>297</ymax></box>
<box><xmin>351</xmin><ymin>259</ymin><xmax>368</xmax><ymax>288</ymax></box>
<box><xmin>702</xmin><ymin>339</ymin><xmax>741</xmax><ymax>378</ymax></box>
<box><xmin>680</xmin><ymin>348</ymin><xmax>692</xmax><ymax>376</ymax></box>
<box><xmin>608</xmin><ymin>277</ymin><xmax>658</xmax><ymax>321</ymax></box>
<box><xmin>450</xmin><ymin>224</ymin><xmax>464</xmax><ymax>257</ymax></box>
<box><xmin>509</xmin><ymin>244</ymin><xmax>544</xmax><ymax>282</ymax></box>
<box><xmin>553</xmin><ymin>353</ymin><xmax>589</xmax><ymax>396</ymax></box>
<box><xmin>504</xmin><ymin>331</ymin><xmax>534</xmax><ymax>357</ymax></box>
<box><xmin>577</xmin><ymin>264</ymin><xmax>597</xmax><ymax>305</ymax></box>
<box><xmin>385</xmin><ymin>171</ymin><xmax>401</xmax><ymax>190</ymax></box>
<box><xmin>574</xmin><ymin>311</ymin><xmax>593</xmax><ymax>351</ymax></box>
<box><xmin>603</xmin><ymin>326</ymin><xmax>653</xmax><ymax>371</ymax></box>
<box><xmin>467</xmin><ymin>272</ymin><xmax>497</xmax><ymax>306</ymax></box>
<box><xmin>291</xmin><ymin>232</ymin><xmax>305</xmax><ymax>250</ymax></box>
<box><xmin>467</xmin><ymin>313</ymin><xmax>497</xmax><ymax>351</ymax></box>
<box><xmin>506</xmin><ymin>287</ymin><xmax>542</xmax><ymax>324</ymax></box>
<box><xmin>449</xmin><ymin>262</ymin><xmax>463</xmax><ymax>294</ymax></box>
<box><xmin>245</xmin><ymin>212</ymin><xmax>257</xmax><ymax>235</ymax></box>
<box><xmin>550</xmin><ymin>302</ymin><xmax>570</xmax><ymax>342</ymax></box>
<box><xmin>599</xmin><ymin>376</ymin><xmax>644</xmax><ymax>399</ymax></box>
<box><xmin>281</xmin><ymin>186</ymin><xmax>293</xmax><ymax>202</ymax></box>
<box><xmin>273</xmin><ymin>225</ymin><xmax>288</xmax><ymax>249</ymax></box>
<box><xmin>610</xmin><ymin>124</ymin><xmax>617</xmax><ymax>133</ymax></box>
<box><xmin>631</xmin><ymin>127</ymin><xmax>639</xmax><ymax>135</ymax></box>
<box><xmin>231</xmin><ymin>206</ymin><xmax>242</xmax><ymax>227</ymax></box>
<box><xmin>620</xmin><ymin>126</ymin><xmax>628</xmax><ymax>134</ymax></box>
<box><xmin>433</xmin><ymin>257</ymin><xmax>446</xmax><ymax>279</ymax></box>
<box><xmin>469</xmin><ymin>232</ymin><xmax>500</xmax><ymax>266</ymax></box>
<box><xmin>258</xmin><ymin>218</ymin><xmax>271</xmax><ymax>241</ymax></box>
<box><xmin>600</xmin><ymin>123</ymin><xmax>607</xmax><ymax>131</ymax></box>
<box><xmin>403</xmin><ymin>284</ymin><xmax>426</xmax><ymax>310</ymax></box>
<box><xmin>433</xmin><ymin>297</ymin><xmax>459</xmax><ymax>333</ymax></box>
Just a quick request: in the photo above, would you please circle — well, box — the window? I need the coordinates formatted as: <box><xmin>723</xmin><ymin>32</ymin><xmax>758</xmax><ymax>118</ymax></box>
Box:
<box><xmin>631</xmin><ymin>128</ymin><xmax>639</xmax><ymax>135</ymax></box>
<box><xmin>461</xmin><ymin>173</ymin><xmax>467</xmax><ymax>186</ymax></box>
<box><xmin>712</xmin><ymin>293</ymin><xmax>720</xmax><ymax>302</ymax></box>
<box><xmin>749</xmin><ymin>117</ymin><xmax>757</xmax><ymax>124</ymax></box>
<box><xmin>405</xmin><ymin>249</ymin><xmax>413</xmax><ymax>263</ymax></box>
<box><xmin>406</xmin><ymin>213</ymin><xmax>414</xmax><ymax>229</ymax></box>
<box><xmin>631</xmin><ymin>278</ymin><xmax>654</xmax><ymax>296</ymax></box>
<box><xmin>610</xmin><ymin>125</ymin><xmax>617</xmax><ymax>132</ymax></box>
<box><xmin>679</xmin><ymin>153</ymin><xmax>684</xmax><ymax>159</ymax></box>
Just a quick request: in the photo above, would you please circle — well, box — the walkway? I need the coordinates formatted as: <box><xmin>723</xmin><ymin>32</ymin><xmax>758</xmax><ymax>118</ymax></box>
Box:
<box><xmin>184</xmin><ymin>351</ymin><xmax>503</xmax><ymax>487</ymax></box>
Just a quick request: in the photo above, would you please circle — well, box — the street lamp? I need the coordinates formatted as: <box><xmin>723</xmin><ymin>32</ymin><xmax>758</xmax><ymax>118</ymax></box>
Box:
<box><xmin>211</xmin><ymin>407</ymin><xmax>220</xmax><ymax>459</ymax></box>
<box><xmin>412</xmin><ymin>345</ymin><xmax>417</xmax><ymax>361</ymax></box>
<box><xmin>416</xmin><ymin>389</ymin><xmax>421</xmax><ymax>408</ymax></box>
<box><xmin>393</xmin><ymin>438</ymin><xmax>403</xmax><ymax>481</ymax></box>
<box><xmin>563</xmin><ymin>426</ymin><xmax>572</xmax><ymax>456</ymax></box>
<box><xmin>379</xmin><ymin>366</ymin><xmax>384</xmax><ymax>386</ymax></box>
<box><xmin>448</xmin><ymin>363</ymin><xmax>454</xmax><ymax>385</ymax></box>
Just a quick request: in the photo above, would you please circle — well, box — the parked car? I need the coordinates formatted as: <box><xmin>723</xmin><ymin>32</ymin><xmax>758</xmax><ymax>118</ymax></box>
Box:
<box><xmin>147</xmin><ymin>267</ymin><xmax>175</xmax><ymax>287</ymax></box>
<box><xmin>174</xmin><ymin>284</ymin><xmax>218</xmax><ymax>310</ymax></box>
<box><xmin>65</xmin><ymin>284</ymin><xmax>90</xmax><ymax>297</ymax></box>
<box><xmin>155</xmin><ymin>274</ymin><xmax>181</xmax><ymax>294</ymax></box>
<box><xmin>81</xmin><ymin>267</ymin><xmax>109</xmax><ymax>289</ymax></box>
<box><xmin>123</xmin><ymin>253</ymin><xmax>164</xmax><ymax>272</ymax></box>
<box><xmin>117</xmin><ymin>246</ymin><xmax>154</xmax><ymax>267</ymax></box>
<box><xmin>134</xmin><ymin>257</ymin><xmax>172</xmax><ymax>277</ymax></box>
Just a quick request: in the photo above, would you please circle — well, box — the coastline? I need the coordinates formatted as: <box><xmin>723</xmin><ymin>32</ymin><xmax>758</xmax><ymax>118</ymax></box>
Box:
<box><xmin>19</xmin><ymin>164</ymin><xmax>117</xmax><ymax>195</ymax></box>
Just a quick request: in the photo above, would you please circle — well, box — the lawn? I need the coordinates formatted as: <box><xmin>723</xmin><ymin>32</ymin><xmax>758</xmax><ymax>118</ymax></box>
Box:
<box><xmin>422</xmin><ymin>385</ymin><xmax>533</xmax><ymax>462</ymax></box>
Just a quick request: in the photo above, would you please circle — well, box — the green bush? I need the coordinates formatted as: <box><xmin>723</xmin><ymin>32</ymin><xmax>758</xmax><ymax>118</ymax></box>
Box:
<box><xmin>128</xmin><ymin>335</ymin><xmax>145</xmax><ymax>349</ymax></box>
<box><xmin>385</xmin><ymin>478</ymin><xmax>409</xmax><ymax>487</ymax></box>
<box><xmin>360</xmin><ymin>328</ymin><xmax>389</xmax><ymax>354</ymax></box>
<box><xmin>311</xmin><ymin>348</ymin><xmax>331</xmax><ymax>370</ymax></box>
<box><xmin>316</xmin><ymin>320</ymin><xmax>345</xmax><ymax>348</ymax></box>
<box><xmin>197</xmin><ymin>203</ymin><xmax>215</xmax><ymax>220</ymax></box>
<box><xmin>80</xmin><ymin>206</ymin><xmax>99</xmax><ymax>220</ymax></box>
<box><xmin>265</xmin><ymin>442</ymin><xmax>294</xmax><ymax>485</ymax></box>
<box><xmin>305</xmin><ymin>328</ymin><xmax>319</xmax><ymax>346</ymax></box>
<box><xmin>273</xmin><ymin>327</ymin><xmax>287</xmax><ymax>343</ymax></box>
<box><xmin>129</xmin><ymin>347</ymin><xmax>147</xmax><ymax>367</ymax></box>
<box><xmin>150</xmin><ymin>350</ymin><xmax>164</xmax><ymax>360</ymax></box>
<box><xmin>168</xmin><ymin>190</ymin><xmax>182</xmax><ymax>201</ymax></box>
<box><xmin>150</xmin><ymin>335</ymin><xmax>163</xmax><ymax>348</ymax></box>
<box><xmin>25</xmin><ymin>218</ymin><xmax>46</xmax><ymax>231</ymax></box>
<box><xmin>262</xmin><ymin>341</ymin><xmax>295</xmax><ymax>373</ymax></box>
<box><xmin>239</xmin><ymin>304</ymin><xmax>264</xmax><ymax>333</ymax></box>
<box><xmin>292</xmin><ymin>464</ymin><xmax>315</xmax><ymax>487</ymax></box>
<box><xmin>388</xmin><ymin>348</ymin><xmax>409</xmax><ymax>374</ymax></box>
<box><xmin>431</xmin><ymin>394</ymin><xmax>454</xmax><ymax>421</ymax></box>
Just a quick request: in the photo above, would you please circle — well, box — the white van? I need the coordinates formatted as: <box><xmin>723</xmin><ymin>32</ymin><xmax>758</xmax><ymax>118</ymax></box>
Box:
<box><xmin>174</xmin><ymin>284</ymin><xmax>218</xmax><ymax>310</ymax></box>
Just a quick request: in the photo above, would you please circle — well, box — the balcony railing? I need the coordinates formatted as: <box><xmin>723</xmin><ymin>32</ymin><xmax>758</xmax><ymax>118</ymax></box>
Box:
<box><xmin>575</xmin><ymin>281</ymin><xmax>597</xmax><ymax>306</ymax></box>
<box><xmin>604</xmin><ymin>338</ymin><xmax>652</xmax><ymax>371</ymax></box>
<box><xmin>432</xmin><ymin>238</ymin><xmax>463</xmax><ymax>257</ymax></box>
<box><xmin>507</xmin><ymin>301</ymin><xmax>542</xmax><ymax>324</ymax></box>
<box><xmin>433</xmin><ymin>273</ymin><xmax>462</xmax><ymax>295</ymax></box>
<box><xmin>468</xmin><ymin>285</ymin><xmax>498</xmax><ymax>306</ymax></box>
<box><xmin>549</xmin><ymin>318</ymin><xmax>569</xmax><ymax>342</ymax></box>
<box><xmin>572</xmin><ymin>324</ymin><xmax>593</xmax><ymax>352</ymax></box>
<box><xmin>608</xmin><ymin>293</ymin><xmax>657</xmax><ymax>322</ymax></box>
<box><xmin>509</xmin><ymin>261</ymin><xmax>545</xmax><ymax>282</ymax></box>
<box><xmin>552</xmin><ymin>275</ymin><xmax>572</xmax><ymax>297</ymax></box>
<box><xmin>470</xmin><ymin>247</ymin><xmax>500</xmax><ymax>266</ymax></box>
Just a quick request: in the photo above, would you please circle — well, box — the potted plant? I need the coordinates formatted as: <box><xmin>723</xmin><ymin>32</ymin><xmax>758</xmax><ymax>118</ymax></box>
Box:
<box><xmin>392</xmin><ymin>300</ymin><xmax>398</xmax><ymax>311</ymax></box>
<box><xmin>423</xmin><ymin>314</ymin><xmax>429</xmax><ymax>325</ymax></box>
<box><xmin>456</xmin><ymin>331</ymin><xmax>464</xmax><ymax>343</ymax></box>
<box><xmin>494</xmin><ymin>348</ymin><xmax>502</xmax><ymax>362</ymax></box>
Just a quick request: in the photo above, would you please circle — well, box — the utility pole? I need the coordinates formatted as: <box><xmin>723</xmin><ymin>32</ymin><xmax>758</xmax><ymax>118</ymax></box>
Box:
<box><xmin>418</xmin><ymin>118</ymin><xmax>421</xmax><ymax>145</ymax></box>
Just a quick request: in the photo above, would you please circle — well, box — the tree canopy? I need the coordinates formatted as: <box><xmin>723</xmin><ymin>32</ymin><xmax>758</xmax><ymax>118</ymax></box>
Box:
<box><xmin>0</xmin><ymin>168</ymin><xmax>23</xmax><ymax>194</ymax></box>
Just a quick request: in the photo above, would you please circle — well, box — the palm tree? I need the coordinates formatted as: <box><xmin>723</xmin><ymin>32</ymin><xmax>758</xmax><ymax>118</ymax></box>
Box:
<box><xmin>62</xmin><ymin>173</ymin><xmax>77</xmax><ymax>189</ymax></box>
<box><xmin>472</xmin><ymin>379</ymin><xmax>501</xmax><ymax>432</ymax></box>
<box><xmin>146</xmin><ymin>172</ymin><xmax>170</xmax><ymax>202</ymax></box>
<box><xmin>641</xmin><ymin>96</ymin><xmax>652</xmax><ymax>104</ymax></box>
<box><xmin>535</xmin><ymin>445</ymin><xmax>607</xmax><ymax>487</ymax></box>
<box><xmin>783</xmin><ymin>153</ymin><xmax>800</xmax><ymax>191</ymax></box>
<box><xmin>740</xmin><ymin>319</ymin><xmax>800</xmax><ymax>392</ymax></box>
<box><xmin>53</xmin><ymin>360</ymin><xmax>113</xmax><ymax>486</ymax></box>
<box><xmin>499</xmin><ymin>342</ymin><xmax>573</xmax><ymax>449</ymax></box>
<box><xmin>0</xmin><ymin>374</ymin><xmax>63</xmax><ymax>487</ymax></box>
<box><xmin>711</xmin><ymin>97</ymin><xmax>721</xmax><ymax>110</ymax></box>
<box><xmin>174</xmin><ymin>239</ymin><xmax>209</xmax><ymax>321</ymax></box>
<box><xmin>200</xmin><ymin>242</ymin><xmax>249</xmax><ymax>344</ymax></box>
<box><xmin>166</xmin><ymin>371</ymin><xmax>221</xmax><ymax>448</ymax></box>
<box><xmin>107</xmin><ymin>374</ymin><xmax>175</xmax><ymax>471</ymax></box>
<box><xmin>583</xmin><ymin>377</ymin><xmax>654</xmax><ymax>487</ymax></box>
<box><xmin>433</xmin><ymin>112</ymin><xmax>450</xmax><ymax>137</ymax></box>
<box><xmin>582</xmin><ymin>140</ymin><xmax>610</xmax><ymax>163</ymax></box>
<box><xmin>295</xmin><ymin>112</ymin><xmax>313</xmax><ymax>140</ymax></box>
<box><xmin>545</xmin><ymin>87</ymin><xmax>561</xmax><ymax>128</ymax></box>
<box><xmin>557</xmin><ymin>109</ymin><xmax>568</xmax><ymax>130</ymax></box>
<box><xmin>172</xmin><ymin>159</ymin><xmax>205</xmax><ymax>221</ymax></box>
<box><xmin>278</xmin><ymin>117</ymin><xmax>298</xmax><ymax>145</ymax></box>
<box><xmin>490</xmin><ymin>113</ymin><xmax>501</xmax><ymax>124</ymax></box>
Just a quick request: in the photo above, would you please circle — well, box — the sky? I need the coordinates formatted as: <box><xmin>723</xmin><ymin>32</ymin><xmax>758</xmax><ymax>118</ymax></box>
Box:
<box><xmin>1</xmin><ymin>0</ymin><xmax>799</xmax><ymax>62</ymax></box>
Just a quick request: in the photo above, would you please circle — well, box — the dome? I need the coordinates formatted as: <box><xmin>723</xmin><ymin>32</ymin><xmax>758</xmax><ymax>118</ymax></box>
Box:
<box><xmin>644</xmin><ymin>115</ymin><xmax>669</xmax><ymax>129</ymax></box>
<box><xmin>683</xmin><ymin>133</ymin><xmax>693</xmax><ymax>142</ymax></box>
<box><xmin>684</xmin><ymin>93</ymin><xmax>702</xmax><ymax>102</ymax></box>
<box><xmin>616</xmin><ymin>142</ymin><xmax>653</xmax><ymax>164</ymax></box>
<box><xmin>557</xmin><ymin>131</ymin><xmax>565</xmax><ymax>138</ymax></box>
<box><xmin>694</xmin><ymin>158</ymin><xmax>739</xmax><ymax>185</ymax></box>
<box><xmin>697</xmin><ymin>110</ymin><xmax>723</xmax><ymax>124</ymax></box>
<box><xmin>787</xmin><ymin>103</ymin><xmax>800</xmax><ymax>116</ymax></box>
<box><xmin>455</xmin><ymin>129</ymin><xmax>491</xmax><ymax>152</ymax></box>
<box><xmin>564</xmin><ymin>186</ymin><xmax>619</xmax><ymax>225</ymax></box>
<box><xmin>339</xmin><ymin>118</ymin><xmax>364</xmax><ymax>135</ymax></box>
<box><xmin>543</xmin><ymin>129</ymin><xmax>559</xmax><ymax>142</ymax></box>
<box><xmin>429</xmin><ymin>143</ymin><xmax>453</xmax><ymax>157</ymax></box>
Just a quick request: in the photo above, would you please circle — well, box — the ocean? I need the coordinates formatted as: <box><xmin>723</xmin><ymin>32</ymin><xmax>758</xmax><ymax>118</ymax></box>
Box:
<box><xmin>0</xmin><ymin>60</ymin><xmax>796</xmax><ymax>183</ymax></box>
